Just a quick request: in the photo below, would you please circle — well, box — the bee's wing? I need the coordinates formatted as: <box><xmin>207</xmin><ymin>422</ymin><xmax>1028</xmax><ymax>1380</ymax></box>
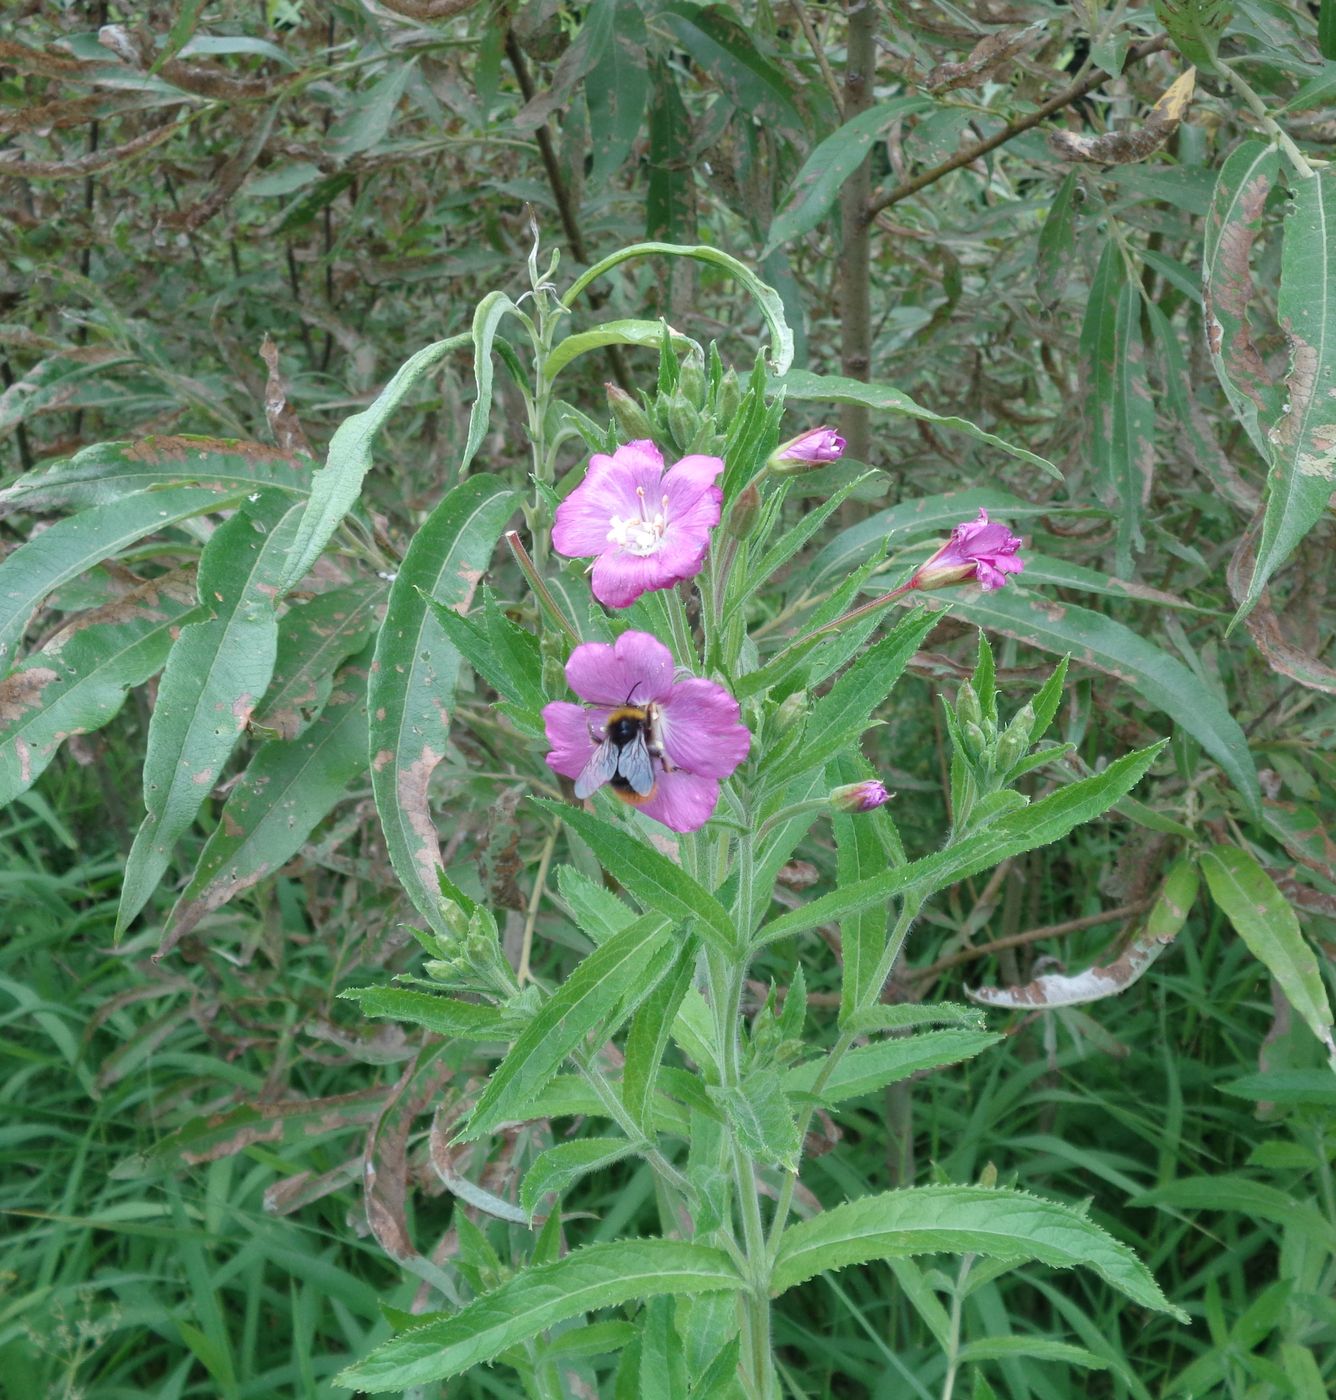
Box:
<box><xmin>614</xmin><ymin>730</ymin><xmax>655</xmax><ymax>795</ymax></box>
<box><xmin>574</xmin><ymin>740</ymin><xmax>619</xmax><ymax>798</ymax></box>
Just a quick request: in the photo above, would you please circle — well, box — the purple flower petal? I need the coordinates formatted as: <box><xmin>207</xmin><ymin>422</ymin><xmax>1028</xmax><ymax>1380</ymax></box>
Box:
<box><xmin>635</xmin><ymin>768</ymin><xmax>721</xmax><ymax>833</ymax></box>
<box><xmin>564</xmin><ymin>631</ymin><xmax>675</xmax><ymax>706</ymax></box>
<box><xmin>662</xmin><ymin>453</ymin><xmax>725</xmax><ymax>505</ymax></box>
<box><xmin>590</xmin><ymin>551</ymin><xmax>684</xmax><ymax>609</ymax></box>
<box><xmin>543</xmin><ymin>701</ymin><xmax>595</xmax><ymax>780</ymax></box>
<box><xmin>658</xmin><ymin>678</ymin><xmax>750</xmax><ymax>778</ymax></box>
<box><xmin>552</xmin><ymin>440</ymin><xmax>665</xmax><ymax>557</ymax></box>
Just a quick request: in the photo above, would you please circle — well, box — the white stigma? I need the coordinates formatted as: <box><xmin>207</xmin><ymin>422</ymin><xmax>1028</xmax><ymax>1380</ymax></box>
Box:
<box><xmin>607</xmin><ymin>487</ymin><xmax>671</xmax><ymax>557</ymax></box>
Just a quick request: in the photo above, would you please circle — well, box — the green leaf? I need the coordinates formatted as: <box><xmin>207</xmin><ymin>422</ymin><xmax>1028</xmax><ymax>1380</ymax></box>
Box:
<box><xmin>1241</xmin><ymin>168</ymin><xmax>1336</xmax><ymax>617</ymax></box>
<box><xmin>333</xmin><ymin>1240</ymin><xmax>742</xmax><ymax>1391</ymax></box>
<box><xmin>777</xmin><ymin>371</ymin><xmax>1060</xmax><ymax>478</ymax></box>
<box><xmin>771</xmin><ymin>1184</ymin><xmax>1187</xmax><ymax>1320</ymax></box>
<box><xmin>252</xmin><ymin>583</ymin><xmax>384</xmax><ymax>739</ymax></box>
<box><xmin>163</xmin><ymin>645</ymin><xmax>372</xmax><ymax>947</ymax></box>
<box><xmin>460</xmin><ymin>291</ymin><xmax>521</xmax><ymax>480</ymax></box>
<box><xmin>1037</xmin><ymin>172</ymin><xmax>1080</xmax><ymax>303</ymax></box>
<box><xmin>760</xmin><ymin>743</ymin><xmax>1164</xmax><ymax>944</ymax></box>
<box><xmin>710</xmin><ymin>1068</ymin><xmax>799</xmax><ymax>1169</ymax></box>
<box><xmin>0</xmin><ymin>572</ymin><xmax>198</xmax><ymax>806</ymax></box>
<box><xmin>339</xmin><ymin>987</ymin><xmax>505</xmax><ymax>1041</ymax></box>
<box><xmin>1134</xmin><ymin>1175</ymin><xmax>1336</xmax><ymax>1252</ymax></box>
<box><xmin>0</xmin><ymin>435</ymin><xmax>309</xmax><ymax>517</ymax></box>
<box><xmin>564</xmin><ymin>243</ymin><xmax>793</xmax><ymax>376</ymax></box>
<box><xmin>1200</xmin><ymin>844</ymin><xmax>1336</xmax><ymax>1063</ymax></box>
<box><xmin>1202</xmin><ymin>143</ymin><xmax>1283</xmax><ymax>462</ymax></box>
<box><xmin>425</xmin><ymin>588</ymin><xmax>544</xmax><ymax>714</ymax></box>
<box><xmin>461</xmin><ymin>915</ymin><xmax>676</xmax><ymax>1142</ymax></box>
<box><xmin>519</xmin><ymin>1137</ymin><xmax>637</xmax><ymax>1219</ymax></box>
<box><xmin>762</xmin><ymin>609</ymin><xmax>939</xmax><ymax>789</ymax></box>
<box><xmin>937</xmin><ymin>589</ymin><xmax>1261</xmax><ymax>816</ymax></box>
<box><xmin>624</xmin><ymin>942</ymin><xmax>696</xmax><ymax>1133</ymax></box>
<box><xmin>786</xmin><ymin>1030</ymin><xmax>1002</xmax><ymax>1107</ymax></box>
<box><xmin>118</xmin><ymin>497</ymin><xmax>304</xmax><ymax>933</ymax></box>
<box><xmin>659</xmin><ymin>2</ymin><xmax>805</xmax><ymax>137</ymax></box>
<box><xmin>277</xmin><ymin>335</ymin><xmax>470</xmax><ymax>594</ymax></box>
<box><xmin>763</xmin><ymin>98</ymin><xmax>931</xmax><ymax>255</ymax></box>
<box><xmin>957</xmin><ymin>1338</ymin><xmax>1108</xmax><ymax>1370</ymax></box>
<box><xmin>368</xmin><ymin>477</ymin><xmax>516</xmax><ymax>936</ymax></box>
<box><xmin>587</xmin><ymin>0</ymin><xmax>650</xmax><ymax>185</ymax></box>
<box><xmin>546</xmin><ymin>319</ymin><xmax>696</xmax><ymax>384</ymax></box>
<box><xmin>539</xmin><ymin>801</ymin><xmax>739</xmax><ymax>957</ymax></box>
<box><xmin>1153</xmin><ymin>0</ymin><xmax>1233</xmax><ymax>71</ymax></box>
<box><xmin>0</xmin><ymin>484</ymin><xmax>245</xmax><ymax>665</ymax></box>
<box><xmin>1082</xmin><ymin>246</ymin><xmax>1153</xmax><ymax>576</ymax></box>
<box><xmin>646</xmin><ymin>61</ymin><xmax>694</xmax><ymax>246</ymax></box>
<box><xmin>557</xmin><ymin>863</ymin><xmax>638</xmax><ymax>946</ymax></box>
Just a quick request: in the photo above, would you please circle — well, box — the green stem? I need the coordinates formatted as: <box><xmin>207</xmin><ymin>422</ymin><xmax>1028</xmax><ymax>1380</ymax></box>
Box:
<box><xmin>575</xmin><ymin>1054</ymin><xmax>691</xmax><ymax>1196</ymax></box>
<box><xmin>765</xmin><ymin>895</ymin><xmax>922</xmax><ymax>1258</ymax></box>
<box><xmin>664</xmin><ymin>584</ymin><xmax>699</xmax><ymax>668</ymax></box>
<box><xmin>939</xmin><ymin>1254</ymin><xmax>975</xmax><ymax>1400</ymax></box>
<box><xmin>1216</xmin><ymin>59</ymin><xmax>1316</xmax><ymax>179</ymax></box>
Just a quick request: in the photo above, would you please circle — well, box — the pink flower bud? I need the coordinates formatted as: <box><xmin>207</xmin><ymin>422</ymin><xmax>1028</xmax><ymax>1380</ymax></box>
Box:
<box><xmin>830</xmin><ymin>780</ymin><xmax>892</xmax><ymax>813</ymax></box>
<box><xmin>769</xmin><ymin>426</ymin><xmax>846</xmax><ymax>473</ymax></box>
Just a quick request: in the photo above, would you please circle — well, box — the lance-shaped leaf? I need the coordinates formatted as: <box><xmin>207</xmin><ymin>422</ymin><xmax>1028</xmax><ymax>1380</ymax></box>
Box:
<box><xmin>520</xmin><ymin>1137</ymin><xmax>638</xmax><ymax>1220</ymax></box>
<box><xmin>0</xmin><ymin>571</ymin><xmax>199</xmax><ymax>806</ymax></box>
<box><xmin>0</xmin><ymin>484</ymin><xmax>245</xmax><ymax>664</ymax></box>
<box><xmin>252</xmin><ymin>582</ymin><xmax>384</xmax><ymax>739</ymax></box>
<box><xmin>1202</xmin><ymin>142</ymin><xmax>1283</xmax><ymax>461</ymax></box>
<box><xmin>1081</xmin><ymin>245</ymin><xmax>1153</xmax><ymax>576</ymax></box>
<box><xmin>333</xmin><ymin>1239</ymin><xmax>743</xmax><ymax>1392</ymax></box>
<box><xmin>786</xmin><ymin>1029</ymin><xmax>1002</xmax><ymax>1106</ymax></box>
<box><xmin>762</xmin><ymin>608</ymin><xmax>938</xmax><ymax>789</ymax></box>
<box><xmin>763</xmin><ymin>98</ymin><xmax>931</xmax><ymax>255</ymax></box>
<box><xmin>459</xmin><ymin>915</ymin><xmax>677</xmax><ymax>1142</ymax></box>
<box><xmin>276</xmin><ymin>334</ymin><xmax>469</xmax><ymax>594</ymax></box>
<box><xmin>778</xmin><ymin>370</ymin><xmax>1059</xmax><ymax>477</ymax></box>
<box><xmin>537</xmin><ymin>801</ymin><xmax>738</xmax><ymax>956</ymax></box>
<box><xmin>760</xmin><ymin>743</ymin><xmax>1164</xmax><ymax>944</ymax></box>
<box><xmin>623</xmin><ymin>940</ymin><xmax>695</xmax><ymax>1133</ymax></box>
<box><xmin>162</xmin><ymin>644</ymin><xmax>374</xmax><ymax>950</ymax></box>
<box><xmin>586</xmin><ymin>0</ymin><xmax>649</xmax><ymax>185</ymax></box>
<box><xmin>1153</xmin><ymin>0</ymin><xmax>1233</xmax><ymax>71</ymax></box>
<box><xmin>368</xmin><ymin>477</ymin><xmax>516</xmax><ymax>936</ymax></box>
<box><xmin>544</xmin><ymin>318</ymin><xmax>696</xmax><ymax>384</ymax></box>
<box><xmin>0</xmin><ymin>434</ymin><xmax>310</xmax><ymax>518</ymax></box>
<box><xmin>117</xmin><ymin>496</ymin><xmax>303</xmax><ymax>933</ymax></box>
<box><xmin>771</xmin><ymin>1184</ymin><xmax>1187</xmax><ymax>1320</ymax></box>
<box><xmin>341</xmin><ymin>987</ymin><xmax>505</xmax><ymax>1042</ymax></box>
<box><xmin>564</xmin><ymin>242</ymin><xmax>793</xmax><ymax>375</ymax></box>
<box><xmin>1201</xmin><ymin>844</ymin><xmax>1336</xmax><ymax>1064</ymax></box>
<box><xmin>936</xmin><ymin>588</ymin><xmax>1261</xmax><ymax>816</ymax></box>
<box><xmin>1242</xmin><ymin>168</ymin><xmax>1336</xmax><ymax>617</ymax></box>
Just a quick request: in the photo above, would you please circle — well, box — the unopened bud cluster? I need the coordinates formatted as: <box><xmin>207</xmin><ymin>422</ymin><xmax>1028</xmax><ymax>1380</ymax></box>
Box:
<box><xmin>954</xmin><ymin>682</ymin><xmax>1036</xmax><ymax>779</ymax></box>
<box><xmin>422</xmin><ymin>903</ymin><xmax>519</xmax><ymax>999</ymax></box>
<box><xmin>605</xmin><ymin>347</ymin><xmax>741</xmax><ymax>460</ymax></box>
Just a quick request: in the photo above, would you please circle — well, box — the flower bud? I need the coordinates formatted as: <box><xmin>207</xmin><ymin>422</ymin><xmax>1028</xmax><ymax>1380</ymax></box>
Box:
<box><xmin>829</xmin><ymin>780</ymin><xmax>893</xmax><ymax>813</ymax></box>
<box><xmin>716</xmin><ymin>368</ymin><xmax>742</xmax><ymax>420</ymax></box>
<box><xmin>664</xmin><ymin>392</ymin><xmax>702</xmax><ymax>452</ymax></box>
<box><xmin>774</xmin><ymin>691</ymin><xmax>807</xmax><ymax>734</ymax></box>
<box><xmin>677</xmin><ymin>356</ymin><xmax>706</xmax><ymax>410</ymax></box>
<box><xmin>960</xmin><ymin>720</ymin><xmax>989</xmax><ymax>763</ymax></box>
<box><xmin>908</xmin><ymin>510</ymin><xmax>1025</xmax><ymax>593</ymax></box>
<box><xmin>727</xmin><ymin>484</ymin><xmax>761</xmax><ymax>539</ymax></box>
<box><xmin>769</xmin><ymin>425</ymin><xmax>846</xmax><ymax>474</ymax></box>
<box><xmin>605</xmin><ymin>383</ymin><xmax>655</xmax><ymax>442</ymax></box>
<box><xmin>955</xmin><ymin>681</ymin><xmax>983</xmax><ymax>732</ymax></box>
<box><xmin>994</xmin><ymin>702</ymin><xmax>1035</xmax><ymax>772</ymax></box>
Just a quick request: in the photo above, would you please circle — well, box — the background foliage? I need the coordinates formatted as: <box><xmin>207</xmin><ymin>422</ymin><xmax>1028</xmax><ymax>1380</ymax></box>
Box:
<box><xmin>2</xmin><ymin>0</ymin><xmax>1335</xmax><ymax>1395</ymax></box>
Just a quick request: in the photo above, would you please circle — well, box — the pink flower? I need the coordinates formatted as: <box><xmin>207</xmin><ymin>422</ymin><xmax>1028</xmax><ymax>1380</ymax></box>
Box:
<box><xmin>543</xmin><ymin>631</ymin><xmax>750</xmax><ymax>834</ymax></box>
<box><xmin>830</xmin><ymin>780</ymin><xmax>892</xmax><ymax>813</ymax></box>
<box><xmin>769</xmin><ymin>425</ymin><xmax>846</xmax><ymax>473</ymax></box>
<box><xmin>910</xmin><ymin>510</ymin><xmax>1025</xmax><ymax>592</ymax></box>
<box><xmin>552</xmin><ymin>440</ymin><xmax>724</xmax><ymax>609</ymax></box>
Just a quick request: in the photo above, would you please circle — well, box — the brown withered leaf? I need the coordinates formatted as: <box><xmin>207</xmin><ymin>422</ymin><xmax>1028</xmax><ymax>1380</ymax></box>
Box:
<box><xmin>161</xmin><ymin>105</ymin><xmax>279</xmax><ymax>233</ymax></box>
<box><xmin>1227</xmin><ymin>512</ymin><xmax>1336</xmax><ymax>695</ymax></box>
<box><xmin>258</xmin><ymin>335</ymin><xmax>313</xmax><ymax>457</ymax></box>
<box><xmin>925</xmin><ymin>22</ymin><xmax>1043</xmax><ymax>93</ymax></box>
<box><xmin>1050</xmin><ymin>68</ymin><xmax>1196</xmax><ymax>165</ymax></box>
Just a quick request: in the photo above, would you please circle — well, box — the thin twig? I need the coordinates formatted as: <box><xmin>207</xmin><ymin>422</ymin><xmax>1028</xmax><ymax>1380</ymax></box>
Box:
<box><xmin>865</xmin><ymin>35</ymin><xmax>1171</xmax><ymax>219</ymax></box>
<box><xmin>792</xmin><ymin>0</ymin><xmax>842</xmax><ymax>107</ymax></box>
<box><xmin>910</xmin><ymin>900</ymin><xmax>1153</xmax><ymax>981</ymax></box>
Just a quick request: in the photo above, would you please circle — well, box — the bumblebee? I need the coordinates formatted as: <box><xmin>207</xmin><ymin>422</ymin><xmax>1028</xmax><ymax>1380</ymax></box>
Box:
<box><xmin>575</xmin><ymin>700</ymin><xmax>667</xmax><ymax>805</ymax></box>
